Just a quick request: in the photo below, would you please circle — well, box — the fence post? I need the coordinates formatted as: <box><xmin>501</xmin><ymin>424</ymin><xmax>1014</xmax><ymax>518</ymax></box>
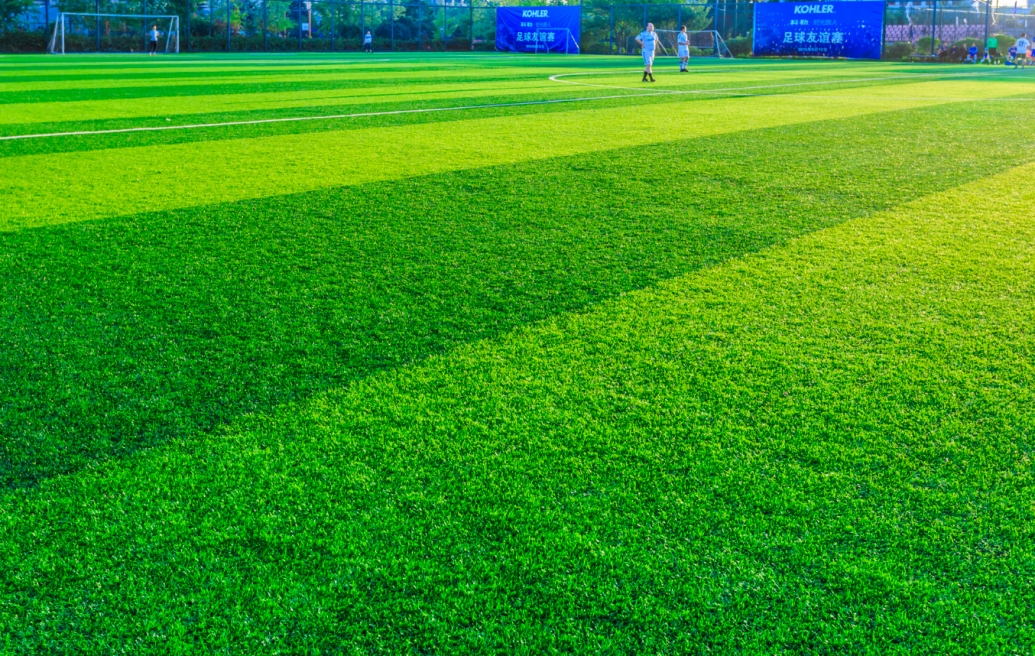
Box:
<box><xmin>361</xmin><ymin>0</ymin><xmax>365</xmax><ymax>47</ymax></box>
<box><xmin>297</xmin><ymin>0</ymin><xmax>303</xmax><ymax>50</ymax></box>
<box><xmin>609</xmin><ymin>4</ymin><xmax>613</xmax><ymax>54</ymax></box>
<box><xmin>390</xmin><ymin>0</ymin><xmax>395</xmax><ymax>51</ymax></box>
<box><xmin>930</xmin><ymin>0</ymin><xmax>936</xmax><ymax>56</ymax></box>
<box><xmin>418</xmin><ymin>2</ymin><xmax>422</xmax><ymax>50</ymax></box>
<box><xmin>263</xmin><ymin>0</ymin><xmax>267</xmax><ymax>50</ymax></box>
<box><xmin>714</xmin><ymin>0</ymin><xmax>719</xmax><ymax>34</ymax></box>
<box><xmin>984</xmin><ymin>0</ymin><xmax>991</xmax><ymax>50</ymax></box>
<box><xmin>186</xmin><ymin>0</ymin><xmax>191</xmax><ymax>52</ymax></box>
<box><xmin>330</xmin><ymin>0</ymin><xmax>334</xmax><ymax>51</ymax></box>
<box><xmin>226</xmin><ymin>0</ymin><xmax>231</xmax><ymax>52</ymax></box>
<box><xmin>642</xmin><ymin>4</ymin><xmax>646</xmax><ymax>30</ymax></box>
<box><xmin>677</xmin><ymin>5</ymin><xmax>681</xmax><ymax>32</ymax></box>
<box><xmin>469</xmin><ymin>3</ymin><xmax>473</xmax><ymax>50</ymax></box>
<box><xmin>880</xmin><ymin>0</ymin><xmax>887</xmax><ymax>58</ymax></box>
<box><xmin>578</xmin><ymin>0</ymin><xmax>582</xmax><ymax>53</ymax></box>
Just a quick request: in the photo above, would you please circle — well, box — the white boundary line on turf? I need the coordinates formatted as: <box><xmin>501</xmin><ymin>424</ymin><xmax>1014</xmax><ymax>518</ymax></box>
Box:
<box><xmin>0</xmin><ymin>68</ymin><xmax>1025</xmax><ymax>142</ymax></box>
<box><xmin>0</xmin><ymin>93</ymin><xmax>679</xmax><ymax>141</ymax></box>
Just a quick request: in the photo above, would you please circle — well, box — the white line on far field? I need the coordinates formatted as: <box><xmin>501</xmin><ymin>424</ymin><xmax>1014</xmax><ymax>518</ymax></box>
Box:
<box><xmin>0</xmin><ymin>68</ymin><xmax>1025</xmax><ymax>141</ymax></box>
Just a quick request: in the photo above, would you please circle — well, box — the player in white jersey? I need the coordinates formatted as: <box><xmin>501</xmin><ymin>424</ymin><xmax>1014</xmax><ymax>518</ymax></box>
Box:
<box><xmin>677</xmin><ymin>25</ymin><xmax>690</xmax><ymax>72</ymax></box>
<box><xmin>1016</xmin><ymin>33</ymin><xmax>1031</xmax><ymax>67</ymax></box>
<box><xmin>636</xmin><ymin>23</ymin><xmax>658</xmax><ymax>82</ymax></box>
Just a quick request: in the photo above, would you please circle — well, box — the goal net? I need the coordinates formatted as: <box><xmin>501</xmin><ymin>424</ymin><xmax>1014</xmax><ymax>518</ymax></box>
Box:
<box><xmin>48</xmin><ymin>13</ymin><xmax>180</xmax><ymax>54</ymax></box>
<box><xmin>655</xmin><ymin>30</ymin><xmax>733</xmax><ymax>58</ymax></box>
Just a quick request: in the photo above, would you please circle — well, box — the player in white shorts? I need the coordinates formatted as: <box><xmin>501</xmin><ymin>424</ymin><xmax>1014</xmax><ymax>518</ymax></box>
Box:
<box><xmin>636</xmin><ymin>23</ymin><xmax>657</xmax><ymax>82</ymax></box>
<box><xmin>677</xmin><ymin>25</ymin><xmax>690</xmax><ymax>72</ymax></box>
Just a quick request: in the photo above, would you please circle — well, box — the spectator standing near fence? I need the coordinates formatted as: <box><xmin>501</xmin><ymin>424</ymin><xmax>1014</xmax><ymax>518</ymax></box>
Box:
<box><xmin>149</xmin><ymin>25</ymin><xmax>159</xmax><ymax>56</ymax></box>
<box><xmin>363</xmin><ymin>30</ymin><xmax>373</xmax><ymax>53</ymax></box>
<box><xmin>636</xmin><ymin>23</ymin><xmax>657</xmax><ymax>83</ymax></box>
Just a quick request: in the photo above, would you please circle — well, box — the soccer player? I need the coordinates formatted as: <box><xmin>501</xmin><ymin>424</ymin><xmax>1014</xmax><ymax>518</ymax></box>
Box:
<box><xmin>363</xmin><ymin>30</ymin><xmax>373</xmax><ymax>53</ymax></box>
<box><xmin>1016</xmin><ymin>33</ymin><xmax>1030</xmax><ymax>68</ymax></box>
<box><xmin>677</xmin><ymin>25</ymin><xmax>690</xmax><ymax>73</ymax></box>
<box><xmin>636</xmin><ymin>23</ymin><xmax>657</xmax><ymax>82</ymax></box>
<box><xmin>148</xmin><ymin>24</ymin><xmax>159</xmax><ymax>56</ymax></box>
<box><xmin>983</xmin><ymin>35</ymin><xmax>999</xmax><ymax>64</ymax></box>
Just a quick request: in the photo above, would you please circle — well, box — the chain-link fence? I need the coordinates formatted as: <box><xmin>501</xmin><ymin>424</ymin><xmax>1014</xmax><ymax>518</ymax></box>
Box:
<box><xmin>3</xmin><ymin>0</ymin><xmax>1032</xmax><ymax>57</ymax></box>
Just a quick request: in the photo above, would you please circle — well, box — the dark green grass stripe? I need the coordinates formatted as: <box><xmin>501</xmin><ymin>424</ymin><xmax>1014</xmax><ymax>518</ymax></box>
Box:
<box><xmin>1</xmin><ymin>62</ymin><xmax>536</xmax><ymax>84</ymax></box>
<box><xmin>1</xmin><ymin>101</ymin><xmax>1030</xmax><ymax>491</ymax></box>
<box><xmin>0</xmin><ymin>71</ymin><xmax>563</xmax><ymax>105</ymax></box>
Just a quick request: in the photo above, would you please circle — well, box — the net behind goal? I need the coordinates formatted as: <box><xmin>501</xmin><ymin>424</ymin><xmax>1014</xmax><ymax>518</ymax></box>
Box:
<box><xmin>48</xmin><ymin>13</ymin><xmax>180</xmax><ymax>54</ymax></box>
<box><xmin>655</xmin><ymin>30</ymin><xmax>733</xmax><ymax>58</ymax></box>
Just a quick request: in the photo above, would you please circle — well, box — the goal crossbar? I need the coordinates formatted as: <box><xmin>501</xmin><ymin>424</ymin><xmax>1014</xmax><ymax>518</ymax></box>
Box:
<box><xmin>654</xmin><ymin>29</ymin><xmax>733</xmax><ymax>58</ymax></box>
<box><xmin>525</xmin><ymin>28</ymin><xmax>580</xmax><ymax>55</ymax></box>
<box><xmin>48</xmin><ymin>13</ymin><xmax>180</xmax><ymax>54</ymax></box>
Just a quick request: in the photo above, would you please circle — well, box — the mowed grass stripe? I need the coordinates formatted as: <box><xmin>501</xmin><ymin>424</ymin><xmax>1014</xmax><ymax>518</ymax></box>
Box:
<box><xmin>0</xmin><ymin>77</ymin><xmax>583</xmax><ymax>124</ymax></box>
<box><xmin>3</xmin><ymin>68</ymin><xmax>1026</xmax><ymax>156</ymax></box>
<box><xmin>6</xmin><ymin>77</ymin><xmax>1032</xmax><ymax>231</ymax></box>
<box><xmin>0</xmin><ymin>64</ymin><xmax>929</xmax><ymax>125</ymax></box>
<box><xmin>2</xmin><ymin>159</ymin><xmax>1032</xmax><ymax>653</ymax></box>
<box><xmin>0</xmin><ymin>73</ymin><xmax>957</xmax><ymax>145</ymax></box>
<box><xmin>2</xmin><ymin>101</ymin><xmax>1031</xmax><ymax>490</ymax></box>
<box><xmin>0</xmin><ymin>62</ymin><xmax>903</xmax><ymax>96</ymax></box>
<box><xmin>0</xmin><ymin>69</ymin><xmax>564</xmax><ymax>106</ymax></box>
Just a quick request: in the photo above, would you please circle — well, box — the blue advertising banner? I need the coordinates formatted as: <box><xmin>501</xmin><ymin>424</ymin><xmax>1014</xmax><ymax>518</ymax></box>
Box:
<box><xmin>496</xmin><ymin>6</ymin><xmax>581</xmax><ymax>54</ymax></box>
<box><xmin>753</xmin><ymin>2</ymin><xmax>884</xmax><ymax>59</ymax></box>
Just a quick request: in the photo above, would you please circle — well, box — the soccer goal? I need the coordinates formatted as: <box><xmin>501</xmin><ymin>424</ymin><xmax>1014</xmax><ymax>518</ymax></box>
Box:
<box><xmin>48</xmin><ymin>13</ymin><xmax>180</xmax><ymax>54</ymax></box>
<box><xmin>655</xmin><ymin>30</ymin><xmax>733</xmax><ymax>58</ymax></box>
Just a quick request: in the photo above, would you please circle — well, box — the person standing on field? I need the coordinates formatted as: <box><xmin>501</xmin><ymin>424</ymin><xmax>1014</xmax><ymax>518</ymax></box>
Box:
<box><xmin>677</xmin><ymin>25</ymin><xmax>690</xmax><ymax>73</ymax></box>
<box><xmin>148</xmin><ymin>24</ymin><xmax>159</xmax><ymax>56</ymax></box>
<box><xmin>363</xmin><ymin>30</ymin><xmax>373</xmax><ymax>53</ymax></box>
<box><xmin>636</xmin><ymin>23</ymin><xmax>658</xmax><ymax>82</ymax></box>
<box><xmin>1015</xmin><ymin>33</ymin><xmax>1030</xmax><ymax>67</ymax></box>
<box><xmin>983</xmin><ymin>35</ymin><xmax>999</xmax><ymax>64</ymax></box>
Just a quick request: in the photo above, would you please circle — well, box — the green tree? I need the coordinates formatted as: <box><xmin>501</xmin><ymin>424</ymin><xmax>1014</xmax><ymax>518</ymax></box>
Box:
<box><xmin>0</xmin><ymin>0</ymin><xmax>35</xmax><ymax>32</ymax></box>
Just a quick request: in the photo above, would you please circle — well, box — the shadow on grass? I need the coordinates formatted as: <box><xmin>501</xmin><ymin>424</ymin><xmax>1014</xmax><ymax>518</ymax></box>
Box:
<box><xmin>0</xmin><ymin>103</ymin><xmax>1029</xmax><ymax>488</ymax></box>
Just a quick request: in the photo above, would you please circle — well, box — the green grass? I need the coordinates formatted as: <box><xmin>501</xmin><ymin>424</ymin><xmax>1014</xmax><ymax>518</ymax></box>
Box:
<box><xmin>1</xmin><ymin>53</ymin><xmax>1034</xmax><ymax>652</ymax></box>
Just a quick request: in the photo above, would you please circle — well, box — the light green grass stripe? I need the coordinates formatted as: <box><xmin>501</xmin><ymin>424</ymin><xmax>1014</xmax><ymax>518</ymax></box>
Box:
<box><xmin>5</xmin><ymin>78</ymin><xmax>1030</xmax><ymax>232</ymax></box>
<box><xmin>1</xmin><ymin>161</ymin><xmax>1032</xmax><ymax>652</ymax></box>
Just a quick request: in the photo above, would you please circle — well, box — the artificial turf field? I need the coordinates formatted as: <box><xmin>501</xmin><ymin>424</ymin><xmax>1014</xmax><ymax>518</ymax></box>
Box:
<box><xmin>2</xmin><ymin>51</ymin><xmax>1035</xmax><ymax>652</ymax></box>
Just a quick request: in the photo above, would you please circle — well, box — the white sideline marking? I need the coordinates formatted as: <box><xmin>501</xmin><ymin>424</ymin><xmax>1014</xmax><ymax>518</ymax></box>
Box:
<box><xmin>0</xmin><ymin>93</ymin><xmax>676</xmax><ymax>141</ymax></box>
<box><xmin>0</xmin><ymin>68</ymin><xmax>1023</xmax><ymax>142</ymax></box>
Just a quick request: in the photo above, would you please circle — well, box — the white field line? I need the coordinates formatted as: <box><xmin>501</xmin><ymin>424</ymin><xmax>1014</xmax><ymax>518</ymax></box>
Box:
<box><xmin>0</xmin><ymin>68</ymin><xmax>1025</xmax><ymax>142</ymax></box>
<box><xmin>0</xmin><ymin>92</ymin><xmax>680</xmax><ymax>141</ymax></box>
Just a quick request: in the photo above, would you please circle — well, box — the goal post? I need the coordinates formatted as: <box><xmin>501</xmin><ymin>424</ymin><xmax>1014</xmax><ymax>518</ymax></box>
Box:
<box><xmin>48</xmin><ymin>13</ymin><xmax>180</xmax><ymax>54</ymax></box>
<box><xmin>654</xmin><ymin>30</ymin><xmax>733</xmax><ymax>58</ymax></box>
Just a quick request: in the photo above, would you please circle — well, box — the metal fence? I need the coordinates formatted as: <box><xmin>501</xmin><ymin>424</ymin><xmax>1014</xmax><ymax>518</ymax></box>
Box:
<box><xmin>2</xmin><ymin>0</ymin><xmax>1033</xmax><ymax>57</ymax></box>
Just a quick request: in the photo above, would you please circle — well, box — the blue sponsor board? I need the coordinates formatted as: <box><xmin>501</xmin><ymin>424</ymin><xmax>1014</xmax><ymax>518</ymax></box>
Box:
<box><xmin>753</xmin><ymin>2</ymin><xmax>884</xmax><ymax>59</ymax></box>
<box><xmin>496</xmin><ymin>6</ymin><xmax>581</xmax><ymax>53</ymax></box>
